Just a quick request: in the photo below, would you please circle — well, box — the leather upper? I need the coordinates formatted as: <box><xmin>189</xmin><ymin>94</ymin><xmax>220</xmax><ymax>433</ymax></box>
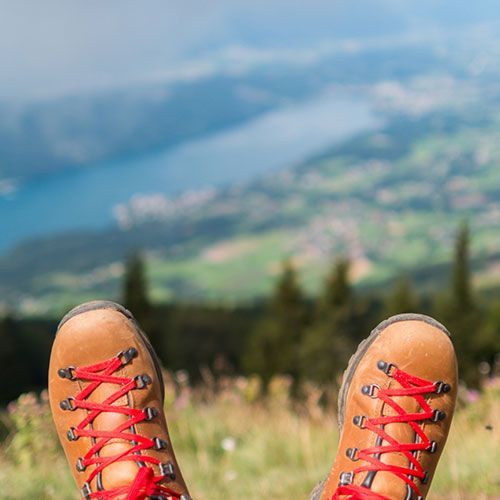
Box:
<box><xmin>320</xmin><ymin>317</ymin><xmax>458</xmax><ymax>499</ymax></box>
<box><xmin>48</xmin><ymin>306</ymin><xmax>190</xmax><ymax>499</ymax></box>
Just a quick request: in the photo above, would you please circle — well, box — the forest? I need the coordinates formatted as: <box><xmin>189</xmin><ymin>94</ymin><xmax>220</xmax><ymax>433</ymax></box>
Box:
<box><xmin>1</xmin><ymin>222</ymin><xmax>498</xmax><ymax>406</ymax></box>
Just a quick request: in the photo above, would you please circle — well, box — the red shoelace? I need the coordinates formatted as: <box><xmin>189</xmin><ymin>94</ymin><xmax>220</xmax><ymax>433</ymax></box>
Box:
<box><xmin>332</xmin><ymin>362</ymin><xmax>450</xmax><ymax>500</ymax></box>
<box><xmin>58</xmin><ymin>348</ymin><xmax>183</xmax><ymax>500</ymax></box>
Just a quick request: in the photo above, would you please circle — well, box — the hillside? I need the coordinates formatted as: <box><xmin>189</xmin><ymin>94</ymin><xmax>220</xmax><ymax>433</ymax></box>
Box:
<box><xmin>0</xmin><ymin>44</ymin><xmax>447</xmax><ymax>188</ymax></box>
<box><xmin>2</xmin><ymin>102</ymin><xmax>500</xmax><ymax>315</ymax></box>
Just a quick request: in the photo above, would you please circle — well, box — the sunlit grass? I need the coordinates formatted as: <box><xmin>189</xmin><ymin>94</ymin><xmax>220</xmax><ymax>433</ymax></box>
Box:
<box><xmin>0</xmin><ymin>377</ymin><xmax>498</xmax><ymax>499</ymax></box>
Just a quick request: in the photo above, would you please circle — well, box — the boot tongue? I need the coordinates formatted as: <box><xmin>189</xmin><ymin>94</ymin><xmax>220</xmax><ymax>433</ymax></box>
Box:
<box><xmin>91</xmin><ymin>385</ymin><xmax>140</xmax><ymax>493</ymax></box>
<box><xmin>369</xmin><ymin>390</ymin><xmax>422</xmax><ymax>497</ymax></box>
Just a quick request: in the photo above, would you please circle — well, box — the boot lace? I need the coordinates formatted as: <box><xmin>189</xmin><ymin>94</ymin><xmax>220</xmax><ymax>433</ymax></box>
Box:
<box><xmin>332</xmin><ymin>361</ymin><xmax>451</xmax><ymax>500</ymax></box>
<box><xmin>58</xmin><ymin>348</ymin><xmax>183</xmax><ymax>500</ymax></box>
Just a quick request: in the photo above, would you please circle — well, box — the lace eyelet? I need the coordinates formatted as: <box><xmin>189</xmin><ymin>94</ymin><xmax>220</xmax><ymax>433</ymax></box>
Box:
<box><xmin>144</xmin><ymin>407</ymin><xmax>159</xmax><ymax>421</ymax></box>
<box><xmin>81</xmin><ymin>482</ymin><xmax>91</xmax><ymax>499</ymax></box>
<box><xmin>361</xmin><ymin>384</ymin><xmax>380</xmax><ymax>398</ymax></box>
<box><xmin>339</xmin><ymin>471</ymin><xmax>354</xmax><ymax>485</ymax></box>
<box><xmin>427</xmin><ymin>440</ymin><xmax>437</xmax><ymax>453</ymax></box>
<box><xmin>160</xmin><ymin>462</ymin><xmax>176</xmax><ymax>480</ymax></box>
<box><xmin>134</xmin><ymin>374</ymin><xmax>152</xmax><ymax>389</ymax></box>
<box><xmin>352</xmin><ymin>415</ymin><xmax>366</xmax><ymax>428</ymax></box>
<box><xmin>67</xmin><ymin>427</ymin><xmax>79</xmax><ymax>441</ymax></box>
<box><xmin>59</xmin><ymin>397</ymin><xmax>76</xmax><ymax>411</ymax></box>
<box><xmin>377</xmin><ymin>360</ymin><xmax>395</xmax><ymax>375</ymax></box>
<box><xmin>431</xmin><ymin>409</ymin><xmax>446</xmax><ymax>422</ymax></box>
<box><xmin>154</xmin><ymin>437</ymin><xmax>168</xmax><ymax>450</ymax></box>
<box><xmin>76</xmin><ymin>457</ymin><xmax>86</xmax><ymax>472</ymax></box>
<box><xmin>434</xmin><ymin>381</ymin><xmax>451</xmax><ymax>394</ymax></box>
<box><xmin>57</xmin><ymin>367</ymin><xmax>76</xmax><ymax>380</ymax></box>
<box><xmin>118</xmin><ymin>347</ymin><xmax>138</xmax><ymax>365</ymax></box>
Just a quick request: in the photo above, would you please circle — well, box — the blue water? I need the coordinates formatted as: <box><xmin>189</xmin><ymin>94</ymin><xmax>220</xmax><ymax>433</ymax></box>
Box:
<box><xmin>0</xmin><ymin>91</ymin><xmax>379</xmax><ymax>252</ymax></box>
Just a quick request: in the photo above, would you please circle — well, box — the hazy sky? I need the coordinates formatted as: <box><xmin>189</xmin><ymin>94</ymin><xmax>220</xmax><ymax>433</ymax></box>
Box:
<box><xmin>1</xmin><ymin>1</ymin><xmax>499</xmax><ymax>101</ymax></box>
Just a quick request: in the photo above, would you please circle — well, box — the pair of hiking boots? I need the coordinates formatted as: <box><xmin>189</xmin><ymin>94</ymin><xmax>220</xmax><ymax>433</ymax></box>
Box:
<box><xmin>49</xmin><ymin>301</ymin><xmax>458</xmax><ymax>499</ymax></box>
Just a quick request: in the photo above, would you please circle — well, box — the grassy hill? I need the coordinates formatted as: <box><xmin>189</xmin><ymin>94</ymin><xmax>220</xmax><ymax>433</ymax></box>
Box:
<box><xmin>1</xmin><ymin>103</ymin><xmax>500</xmax><ymax>315</ymax></box>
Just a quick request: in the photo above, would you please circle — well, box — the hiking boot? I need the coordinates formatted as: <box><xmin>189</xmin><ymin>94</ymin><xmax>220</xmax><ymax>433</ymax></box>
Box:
<box><xmin>48</xmin><ymin>301</ymin><xmax>191</xmax><ymax>500</ymax></box>
<box><xmin>311</xmin><ymin>314</ymin><xmax>458</xmax><ymax>500</ymax></box>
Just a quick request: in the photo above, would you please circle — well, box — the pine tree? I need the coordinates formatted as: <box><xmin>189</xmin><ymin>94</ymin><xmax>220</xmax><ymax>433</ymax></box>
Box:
<box><xmin>476</xmin><ymin>301</ymin><xmax>500</xmax><ymax>374</ymax></box>
<box><xmin>0</xmin><ymin>316</ymin><xmax>31</xmax><ymax>403</ymax></box>
<box><xmin>319</xmin><ymin>258</ymin><xmax>351</xmax><ymax>312</ymax></box>
<box><xmin>439</xmin><ymin>222</ymin><xmax>480</xmax><ymax>385</ymax></box>
<box><xmin>243</xmin><ymin>260</ymin><xmax>309</xmax><ymax>383</ymax></box>
<box><xmin>452</xmin><ymin>222</ymin><xmax>473</xmax><ymax>312</ymax></box>
<box><xmin>384</xmin><ymin>275</ymin><xmax>419</xmax><ymax>317</ymax></box>
<box><xmin>122</xmin><ymin>252</ymin><xmax>151</xmax><ymax>326</ymax></box>
<box><xmin>300</xmin><ymin>258</ymin><xmax>356</xmax><ymax>383</ymax></box>
<box><xmin>270</xmin><ymin>260</ymin><xmax>308</xmax><ymax>328</ymax></box>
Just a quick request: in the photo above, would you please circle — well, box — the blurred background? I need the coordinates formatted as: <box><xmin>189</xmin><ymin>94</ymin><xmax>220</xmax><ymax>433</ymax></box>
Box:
<box><xmin>0</xmin><ymin>1</ymin><xmax>499</xmax><ymax>498</ymax></box>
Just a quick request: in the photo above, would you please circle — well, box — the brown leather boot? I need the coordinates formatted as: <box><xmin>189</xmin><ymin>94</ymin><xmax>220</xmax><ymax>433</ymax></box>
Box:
<box><xmin>311</xmin><ymin>314</ymin><xmax>458</xmax><ymax>500</ymax></box>
<box><xmin>48</xmin><ymin>301</ymin><xmax>191</xmax><ymax>500</ymax></box>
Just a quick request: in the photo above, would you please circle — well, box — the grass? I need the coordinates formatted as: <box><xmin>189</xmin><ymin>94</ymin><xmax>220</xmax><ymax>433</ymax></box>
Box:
<box><xmin>0</xmin><ymin>376</ymin><xmax>498</xmax><ymax>499</ymax></box>
<box><xmin>148</xmin><ymin>230</ymin><xmax>295</xmax><ymax>302</ymax></box>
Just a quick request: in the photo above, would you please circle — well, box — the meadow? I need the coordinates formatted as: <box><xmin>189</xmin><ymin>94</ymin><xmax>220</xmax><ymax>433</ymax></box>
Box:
<box><xmin>0</xmin><ymin>373</ymin><xmax>498</xmax><ymax>500</ymax></box>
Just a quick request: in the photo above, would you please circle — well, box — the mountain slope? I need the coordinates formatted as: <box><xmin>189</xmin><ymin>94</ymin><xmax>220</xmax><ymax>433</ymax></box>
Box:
<box><xmin>0</xmin><ymin>44</ymin><xmax>446</xmax><ymax>186</ymax></box>
<box><xmin>2</xmin><ymin>104</ymin><xmax>500</xmax><ymax>315</ymax></box>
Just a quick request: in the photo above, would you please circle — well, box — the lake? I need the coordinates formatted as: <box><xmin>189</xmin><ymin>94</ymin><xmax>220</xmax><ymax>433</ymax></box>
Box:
<box><xmin>0</xmin><ymin>90</ymin><xmax>380</xmax><ymax>252</ymax></box>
